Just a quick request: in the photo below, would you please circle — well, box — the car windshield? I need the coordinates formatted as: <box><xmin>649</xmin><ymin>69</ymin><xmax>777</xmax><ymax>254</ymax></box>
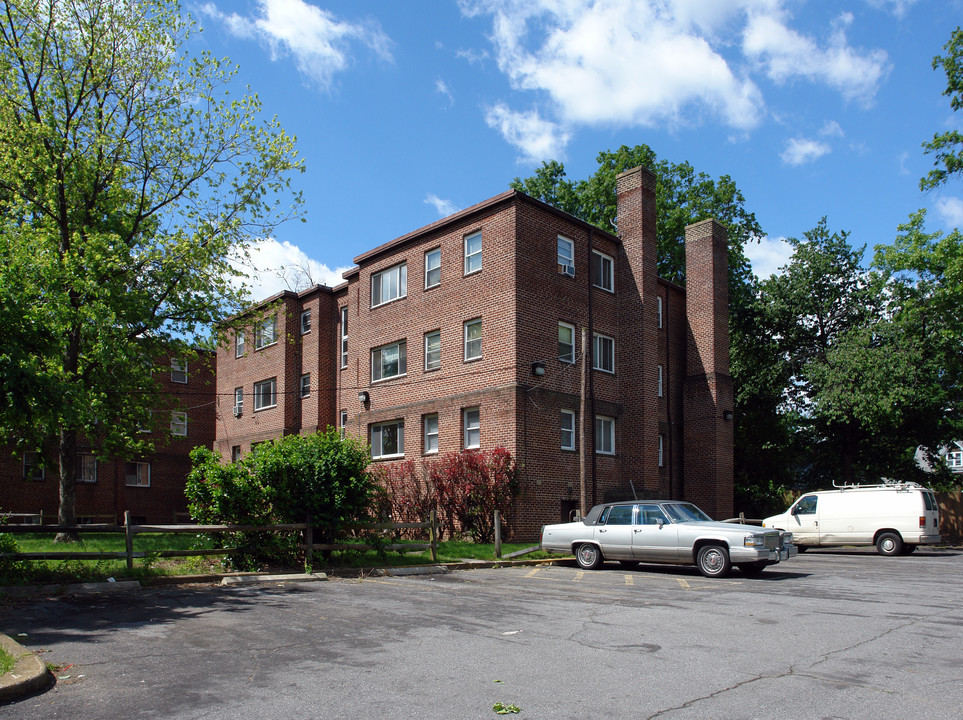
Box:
<box><xmin>662</xmin><ymin>503</ymin><xmax>713</xmax><ymax>523</ymax></box>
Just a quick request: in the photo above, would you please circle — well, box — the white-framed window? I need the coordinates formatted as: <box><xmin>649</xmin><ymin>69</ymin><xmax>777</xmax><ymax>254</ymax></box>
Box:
<box><xmin>464</xmin><ymin>407</ymin><xmax>480</xmax><ymax>449</ymax></box>
<box><xmin>561</xmin><ymin>410</ymin><xmax>576</xmax><ymax>451</ymax></box>
<box><xmin>657</xmin><ymin>365</ymin><xmax>664</xmax><ymax>397</ymax></box>
<box><xmin>658</xmin><ymin>433</ymin><xmax>665</xmax><ymax>467</ymax></box>
<box><xmin>592</xmin><ymin>250</ymin><xmax>614</xmax><ymax>292</ymax></box>
<box><xmin>558</xmin><ymin>236</ymin><xmax>575</xmax><ymax>275</ymax></box>
<box><xmin>424</xmin><ymin>413</ymin><xmax>439</xmax><ymax>454</ymax></box>
<box><xmin>425</xmin><ymin>330</ymin><xmax>441</xmax><ymax>371</ymax></box>
<box><xmin>593</xmin><ymin>333</ymin><xmax>615</xmax><ymax>373</ymax></box>
<box><xmin>340</xmin><ymin>306</ymin><xmax>348</xmax><ymax>369</ymax></box>
<box><xmin>948</xmin><ymin>450</ymin><xmax>963</xmax><ymax>469</ymax></box>
<box><xmin>170</xmin><ymin>411</ymin><xmax>188</xmax><ymax>437</ymax></box>
<box><xmin>464</xmin><ymin>319</ymin><xmax>482</xmax><ymax>361</ymax></box>
<box><xmin>371</xmin><ymin>420</ymin><xmax>404</xmax><ymax>459</ymax></box>
<box><xmin>171</xmin><ymin>358</ymin><xmax>187</xmax><ymax>384</ymax></box>
<box><xmin>255</xmin><ymin>316</ymin><xmax>277</xmax><ymax>349</ymax></box>
<box><xmin>78</xmin><ymin>453</ymin><xmax>97</xmax><ymax>484</ymax></box>
<box><xmin>300</xmin><ymin>374</ymin><xmax>310</xmax><ymax>398</ymax></box>
<box><xmin>372</xmin><ymin>262</ymin><xmax>407</xmax><ymax>307</ymax></box>
<box><xmin>464</xmin><ymin>231</ymin><xmax>482</xmax><ymax>275</ymax></box>
<box><xmin>137</xmin><ymin>409</ymin><xmax>152</xmax><ymax>434</ymax></box>
<box><xmin>595</xmin><ymin>416</ymin><xmax>615</xmax><ymax>455</ymax></box>
<box><xmin>125</xmin><ymin>461</ymin><xmax>151</xmax><ymax>487</ymax></box>
<box><xmin>372</xmin><ymin>340</ymin><xmax>407</xmax><ymax>382</ymax></box>
<box><xmin>22</xmin><ymin>452</ymin><xmax>44</xmax><ymax>481</ymax></box>
<box><xmin>233</xmin><ymin>387</ymin><xmax>243</xmax><ymax>416</ymax></box>
<box><xmin>340</xmin><ymin>410</ymin><xmax>348</xmax><ymax>428</ymax></box>
<box><xmin>558</xmin><ymin>322</ymin><xmax>575</xmax><ymax>363</ymax></box>
<box><xmin>657</xmin><ymin>295</ymin><xmax>664</xmax><ymax>329</ymax></box>
<box><xmin>253</xmin><ymin>378</ymin><xmax>277</xmax><ymax>411</ymax></box>
<box><xmin>235</xmin><ymin>330</ymin><xmax>245</xmax><ymax>358</ymax></box>
<box><xmin>301</xmin><ymin>309</ymin><xmax>311</xmax><ymax>334</ymax></box>
<box><xmin>231</xmin><ymin>446</ymin><xmax>242</xmax><ymax>463</ymax></box>
<box><xmin>425</xmin><ymin>248</ymin><xmax>441</xmax><ymax>289</ymax></box>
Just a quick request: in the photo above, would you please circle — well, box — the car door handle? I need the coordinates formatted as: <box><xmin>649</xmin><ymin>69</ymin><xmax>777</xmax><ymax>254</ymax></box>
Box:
<box><xmin>599</xmin><ymin>529</ymin><xmax>607</xmax><ymax>533</ymax></box>
<box><xmin>634</xmin><ymin>529</ymin><xmax>643</xmax><ymax>533</ymax></box>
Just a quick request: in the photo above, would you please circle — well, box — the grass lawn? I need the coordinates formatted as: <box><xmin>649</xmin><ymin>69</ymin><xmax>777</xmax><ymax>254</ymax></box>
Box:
<box><xmin>1</xmin><ymin>532</ymin><xmax>555</xmax><ymax>586</ymax></box>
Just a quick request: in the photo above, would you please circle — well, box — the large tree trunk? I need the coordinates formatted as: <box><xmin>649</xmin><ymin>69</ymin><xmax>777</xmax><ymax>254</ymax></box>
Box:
<box><xmin>55</xmin><ymin>426</ymin><xmax>80</xmax><ymax>543</ymax></box>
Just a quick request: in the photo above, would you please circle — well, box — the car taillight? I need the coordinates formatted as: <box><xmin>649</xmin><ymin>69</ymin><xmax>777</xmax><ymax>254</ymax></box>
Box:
<box><xmin>920</xmin><ymin>516</ymin><xmax>925</xmax><ymax>528</ymax></box>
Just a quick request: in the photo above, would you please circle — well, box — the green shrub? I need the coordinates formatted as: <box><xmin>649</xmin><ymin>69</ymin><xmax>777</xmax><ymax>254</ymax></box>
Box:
<box><xmin>186</xmin><ymin>428</ymin><xmax>375</xmax><ymax>569</ymax></box>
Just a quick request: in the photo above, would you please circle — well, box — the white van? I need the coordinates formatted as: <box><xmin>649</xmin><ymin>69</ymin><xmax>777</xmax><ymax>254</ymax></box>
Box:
<box><xmin>762</xmin><ymin>482</ymin><xmax>940</xmax><ymax>555</ymax></box>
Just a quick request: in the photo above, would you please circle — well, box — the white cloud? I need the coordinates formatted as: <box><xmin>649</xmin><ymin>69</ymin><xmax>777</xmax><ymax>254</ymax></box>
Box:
<box><xmin>435</xmin><ymin>79</ymin><xmax>454</xmax><ymax>107</ymax></box>
<box><xmin>425</xmin><ymin>193</ymin><xmax>460</xmax><ymax>217</ymax></box>
<box><xmin>820</xmin><ymin>120</ymin><xmax>844</xmax><ymax>138</ymax></box>
<box><xmin>742</xmin><ymin>9</ymin><xmax>889</xmax><ymax>106</ymax></box>
<box><xmin>484</xmin><ymin>103</ymin><xmax>571</xmax><ymax>163</ymax></box>
<box><xmin>863</xmin><ymin>0</ymin><xmax>920</xmax><ymax>19</ymax></box>
<box><xmin>781</xmin><ymin>137</ymin><xmax>831</xmax><ymax>165</ymax></box>
<box><xmin>465</xmin><ymin>0</ymin><xmax>764</xmax><ymax>133</ymax></box>
<box><xmin>745</xmin><ymin>235</ymin><xmax>793</xmax><ymax>278</ymax></box>
<box><xmin>199</xmin><ymin>0</ymin><xmax>392</xmax><ymax>89</ymax></box>
<box><xmin>232</xmin><ymin>238</ymin><xmax>350</xmax><ymax>299</ymax></box>
<box><xmin>935</xmin><ymin>197</ymin><xmax>963</xmax><ymax>229</ymax></box>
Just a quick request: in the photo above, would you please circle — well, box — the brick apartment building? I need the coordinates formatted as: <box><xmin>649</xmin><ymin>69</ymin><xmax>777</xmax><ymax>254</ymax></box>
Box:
<box><xmin>0</xmin><ymin>352</ymin><xmax>216</xmax><ymax>525</ymax></box>
<box><xmin>215</xmin><ymin>166</ymin><xmax>734</xmax><ymax>539</ymax></box>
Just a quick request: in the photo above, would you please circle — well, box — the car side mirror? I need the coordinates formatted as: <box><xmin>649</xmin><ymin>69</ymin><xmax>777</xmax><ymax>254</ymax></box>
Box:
<box><xmin>657</xmin><ymin>518</ymin><xmax>664</xmax><ymax>529</ymax></box>
<box><xmin>790</xmin><ymin>506</ymin><xmax>798</xmax><ymax>516</ymax></box>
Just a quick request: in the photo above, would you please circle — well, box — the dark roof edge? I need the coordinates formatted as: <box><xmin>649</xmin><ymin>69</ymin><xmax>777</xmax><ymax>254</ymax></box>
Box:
<box><xmin>352</xmin><ymin>189</ymin><xmax>620</xmax><ymax>266</ymax></box>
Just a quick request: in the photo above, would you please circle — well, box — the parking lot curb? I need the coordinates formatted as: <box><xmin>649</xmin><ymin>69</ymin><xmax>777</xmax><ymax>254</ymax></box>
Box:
<box><xmin>220</xmin><ymin>573</ymin><xmax>328</xmax><ymax>586</ymax></box>
<box><xmin>0</xmin><ymin>632</ymin><xmax>51</xmax><ymax>703</ymax></box>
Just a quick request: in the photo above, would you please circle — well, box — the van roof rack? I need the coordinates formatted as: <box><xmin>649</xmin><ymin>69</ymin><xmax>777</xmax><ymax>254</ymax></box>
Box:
<box><xmin>831</xmin><ymin>479</ymin><xmax>925</xmax><ymax>490</ymax></box>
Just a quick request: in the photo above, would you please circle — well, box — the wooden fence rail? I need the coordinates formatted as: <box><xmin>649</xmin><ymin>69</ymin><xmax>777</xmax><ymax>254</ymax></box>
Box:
<box><xmin>1</xmin><ymin>510</ymin><xmax>440</xmax><ymax>571</ymax></box>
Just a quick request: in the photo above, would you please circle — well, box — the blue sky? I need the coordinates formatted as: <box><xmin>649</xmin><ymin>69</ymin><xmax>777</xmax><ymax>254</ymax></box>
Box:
<box><xmin>190</xmin><ymin>0</ymin><xmax>963</xmax><ymax>298</ymax></box>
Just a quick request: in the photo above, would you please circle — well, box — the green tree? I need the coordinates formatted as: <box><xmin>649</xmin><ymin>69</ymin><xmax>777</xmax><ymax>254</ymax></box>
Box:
<box><xmin>921</xmin><ymin>27</ymin><xmax>963</xmax><ymax>191</ymax></box>
<box><xmin>0</xmin><ymin>0</ymin><xmax>302</xmax><ymax>537</ymax></box>
<box><xmin>759</xmin><ymin>220</ymin><xmax>945</xmax><ymax>486</ymax></box>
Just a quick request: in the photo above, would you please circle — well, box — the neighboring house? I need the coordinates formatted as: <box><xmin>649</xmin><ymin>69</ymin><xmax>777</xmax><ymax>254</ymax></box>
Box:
<box><xmin>0</xmin><ymin>351</ymin><xmax>216</xmax><ymax>525</ymax></box>
<box><xmin>943</xmin><ymin>442</ymin><xmax>963</xmax><ymax>474</ymax></box>
<box><xmin>215</xmin><ymin>166</ymin><xmax>734</xmax><ymax>539</ymax></box>
<box><xmin>915</xmin><ymin>441</ymin><xmax>963</xmax><ymax>476</ymax></box>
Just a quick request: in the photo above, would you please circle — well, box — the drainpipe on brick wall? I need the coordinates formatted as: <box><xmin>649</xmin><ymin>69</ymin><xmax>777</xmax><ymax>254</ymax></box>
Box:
<box><xmin>665</xmin><ymin>291</ymin><xmax>676</xmax><ymax>500</ymax></box>
<box><xmin>588</xmin><ymin>229</ymin><xmax>597</xmax><ymax>507</ymax></box>
<box><xmin>579</xmin><ymin>326</ymin><xmax>588</xmax><ymax>517</ymax></box>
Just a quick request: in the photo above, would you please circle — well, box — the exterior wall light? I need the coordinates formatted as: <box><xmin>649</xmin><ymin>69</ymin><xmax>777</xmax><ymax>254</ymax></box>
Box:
<box><xmin>532</xmin><ymin>362</ymin><xmax>546</xmax><ymax>377</ymax></box>
<box><xmin>359</xmin><ymin>391</ymin><xmax>369</xmax><ymax>406</ymax></box>
<box><xmin>722</xmin><ymin>410</ymin><xmax>734</xmax><ymax>421</ymax></box>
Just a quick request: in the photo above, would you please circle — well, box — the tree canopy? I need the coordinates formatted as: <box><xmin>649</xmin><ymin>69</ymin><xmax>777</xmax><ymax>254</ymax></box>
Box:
<box><xmin>0</xmin><ymin>0</ymin><xmax>302</xmax><ymax>533</ymax></box>
<box><xmin>921</xmin><ymin>26</ymin><xmax>963</xmax><ymax>191</ymax></box>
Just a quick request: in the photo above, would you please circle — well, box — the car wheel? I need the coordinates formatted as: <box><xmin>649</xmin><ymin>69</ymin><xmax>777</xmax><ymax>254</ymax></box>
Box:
<box><xmin>618</xmin><ymin>560</ymin><xmax>639</xmax><ymax>569</ymax></box>
<box><xmin>876</xmin><ymin>532</ymin><xmax>903</xmax><ymax>556</ymax></box>
<box><xmin>696</xmin><ymin>544</ymin><xmax>731</xmax><ymax>578</ymax></box>
<box><xmin>795</xmin><ymin>545</ymin><xmax>808</xmax><ymax>553</ymax></box>
<box><xmin>900</xmin><ymin>544</ymin><xmax>917</xmax><ymax>555</ymax></box>
<box><xmin>738</xmin><ymin>562</ymin><xmax>768</xmax><ymax>576</ymax></box>
<box><xmin>575</xmin><ymin>543</ymin><xmax>604</xmax><ymax>570</ymax></box>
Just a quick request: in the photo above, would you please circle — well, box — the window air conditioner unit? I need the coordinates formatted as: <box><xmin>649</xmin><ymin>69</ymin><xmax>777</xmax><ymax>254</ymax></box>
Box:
<box><xmin>558</xmin><ymin>263</ymin><xmax>575</xmax><ymax>277</ymax></box>
<box><xmin>232</xmin><ymin>404</ymin><xmax>243</xmax><ymax>418</ymax></box>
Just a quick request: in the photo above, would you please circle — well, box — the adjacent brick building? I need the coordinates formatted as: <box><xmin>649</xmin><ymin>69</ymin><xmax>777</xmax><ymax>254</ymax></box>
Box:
<box><xmin>0</xmin><ymin>351</ymin><xmax>216</xmax><ymax>524</ymax></box>
<box><xmin>215</xmin><ymin>166</ymin><xmax>735</xmax><ymax>539</ymax></box>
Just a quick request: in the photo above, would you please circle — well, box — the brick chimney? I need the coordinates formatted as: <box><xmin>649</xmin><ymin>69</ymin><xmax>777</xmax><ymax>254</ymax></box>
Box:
<box><xmin>683</xmin><ymin>219</ymin><xmax>734</xmax><ymax>518</ymax></box>
<box><xmin>615</xmin><ymin>166</ymin><xmax>661</xmax><ymax>495</ymax></box>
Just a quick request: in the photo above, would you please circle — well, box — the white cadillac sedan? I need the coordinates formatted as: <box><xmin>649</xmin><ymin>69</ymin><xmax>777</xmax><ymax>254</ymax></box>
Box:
<box><xmin>541</xmin><ymin>500</ymin><xmax>796</xmax><ymax>578</ymax></box>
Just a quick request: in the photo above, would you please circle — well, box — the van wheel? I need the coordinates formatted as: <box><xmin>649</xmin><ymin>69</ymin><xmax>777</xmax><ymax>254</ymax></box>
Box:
<box><xmin>575</xmin><ymin>543</ymin><xmax>604</xmax><ymax>570</ymax></box>
<box><xmin>696</xmin><ymin>544</ymin><xmax>731</xmax><ymax>578</ymax></box>
<box><xmin>900</xmin><ymin>544</ymin><xmax>917</xmax><ymax>555</ymax></box>
<box><xmin>876</xmin><ymin>532</ymin><xmax>903</xmax><ymax>556</ymax></box>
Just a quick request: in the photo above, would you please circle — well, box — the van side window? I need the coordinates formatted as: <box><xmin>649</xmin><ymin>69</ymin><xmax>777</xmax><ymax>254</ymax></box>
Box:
<box><xmin>923</xmin><ymin>492</ymin><xmax>935</xmax><ymax>511</ymax></box>
<box><xmin>794</xmin><ymin>496</ymin><xmax>817</xmax><ymax>515</ymax></box>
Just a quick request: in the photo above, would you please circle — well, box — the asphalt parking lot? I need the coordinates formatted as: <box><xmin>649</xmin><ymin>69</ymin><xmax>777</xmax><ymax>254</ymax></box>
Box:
<box><xmin>3</xmin><ymin>546</ymin><xmax>962</xmax><ymax>719</ymax></box>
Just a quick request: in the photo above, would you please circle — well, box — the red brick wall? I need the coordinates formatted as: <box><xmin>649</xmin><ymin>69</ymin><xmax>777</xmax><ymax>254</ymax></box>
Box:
<box><xmin>683</xmin><ymin>219</ymin><xmax>735</xmax><ymax>519</ymax></box>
